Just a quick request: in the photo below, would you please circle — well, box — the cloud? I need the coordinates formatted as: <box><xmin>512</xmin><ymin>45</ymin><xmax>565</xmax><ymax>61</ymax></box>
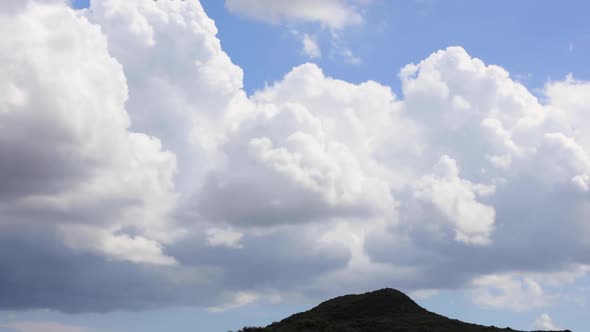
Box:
<box><xmin>206</xmin><ymin>227</ymin><xmax>244</xmax><ymax>248</ymax></box>
<box><xmin>2</xmin><ymin>0</ymin><xmax>590</xmax><ymax>316</ymax></box>
<box><xmin>0</xmin><ymin>2</ymin><xmax>177</xmax><ymax>265</ymax></box>
<box><xmin>58</xmin><ymin>225</ymin><xmax>178</xmax><ymax>266</ymax></box>
<box><xmin>533</xmin><ymin>313</ymin><xmax>560</xmax><ymax>331</ymax></box>
<box><xmin>225</xmin><ymin>0</ymin><xmax>366</xmax><ymax>64</ymax></box>
<box><xmin>0</xmin><ymin>321</ymin><xmax>103</xmax><ymax>332</ymax></box>
<box><xmin>197</xmin><ymin>63</ymin><xmax>409</xmax><ymax>227</ymax></box>
<box><xmin>470</xmin><ymin>274</ymin><xmax>551</xmax><ymax>311</ymax></box>
<box><xmin>206</xmin><ymin>291</ymin><xmax>259</xmax><ymax>312</ymax></box>
<box><xmin>366</xmin><ymin>46</ymin><xmax>590</xmax><ymax>307</ymax></box>
<box><xmin>413</xmin><ymin>155</ymin><xmax>495</xmax><ymax>245</ymax></box>
<box><xmin>85</xmin><ymin>0</ymin><xmax>245</xmax><ymax>160</ymax></box>
<box><xmin>0</xmin><ymin>321</ymin><xmax>115</xmax><ymax>332</ymax></box>
<box><xmin>0</xmin><ymin>0</ymin><xmax>353</xmax><ymax>313</ymax></box>
<box><xmin>0</xmin><ymin>0</ymin><xmax>66</xmax><ymax>13</ymax></box>
<box><xmin>302</xmin><ymin>34</ymin><xmax>321</xmax><ymax>58</ymax></box>
<box><xmin>340</xmin><ymin>48</ymin><xmax>362</xmax><ymax>64</ymax></box>
<box><xmin>225</xmin><ymin>0</ymin><xmax>364</xmax><ymax>29</ymax></box>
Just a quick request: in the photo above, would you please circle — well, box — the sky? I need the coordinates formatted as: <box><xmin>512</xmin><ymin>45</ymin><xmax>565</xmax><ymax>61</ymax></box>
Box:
<box><xmin>1</xmin><ymin>0</ymin><xmax>589</xmax><ymax>331</ymax></box>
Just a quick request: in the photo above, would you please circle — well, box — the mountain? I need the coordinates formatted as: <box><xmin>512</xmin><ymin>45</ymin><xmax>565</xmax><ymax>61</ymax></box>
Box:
<box><xmin>237</xmin><ymin>288</ymin><xmax>571</xmax><ymax>332</ymax></box>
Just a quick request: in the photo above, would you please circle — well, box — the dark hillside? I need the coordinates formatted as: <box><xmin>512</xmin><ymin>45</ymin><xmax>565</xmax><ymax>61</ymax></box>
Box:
<box><xmin>237</xmin><ymin>288</ymin><xmax>571</xmax><ymax>332</ymax></box>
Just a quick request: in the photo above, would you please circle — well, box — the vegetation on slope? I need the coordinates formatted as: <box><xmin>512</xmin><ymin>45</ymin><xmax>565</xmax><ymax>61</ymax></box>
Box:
<box><xmin>234</xmin><ymin>288</ymin><xmax>572</xmax><ymax>332</ymax></box>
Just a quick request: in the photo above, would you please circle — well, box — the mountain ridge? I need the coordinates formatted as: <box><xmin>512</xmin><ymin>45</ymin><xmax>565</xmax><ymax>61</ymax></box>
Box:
<box><xmin>237</xmin><ymin>288</ymin><xmax>571</xmax><ymax>332</ymax></box>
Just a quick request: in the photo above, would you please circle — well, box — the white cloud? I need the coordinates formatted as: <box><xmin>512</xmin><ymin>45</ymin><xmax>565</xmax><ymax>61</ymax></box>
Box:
<box><xmin>367</xmin><ymin>46</ymin><xmax>590</xmax><ymax>311</ymax></box>
<box><xmin>0</xmin><ymin>321</ymin><xmax>107</xmax><ymax>332</ymax></box>
<box><xmin>0</xmin><ymin>0</ymin><xmax>66</xmax><ymax>13</ymax></box>
<box><xmin>225</xmin><ymin>0</ymin><xmax>364</xmax><ymax>29</ymax></box>
<box><xmin>198</xmin><ymin>63</ymin><xmax>412</xmax><ymax>226</ymax></box>
<box><xmin>545</xmin><ymin>74</ymin><xmax>590</xmax><ymax>145</ymax></box>
<box><xmin>59</xmin><ymin>225</ymin><xmax>178</xmax><ymax>266</ymax></box>
<box><xmin>302</xmin><ymin>33</ymin><xmax>321</xmax><ymax>58</ymax></box>
<box><xmin>413</xmin><ymin>155</ymin><xmax>496</xmax><ymax>245</ymax></box>
<box><xmin>0</xmin><ymin>2</ymin><xmax>178</xmax><ymax>265</ymax></box>
<box><xmin>206</xmin><ymin>291</ymin><xmax>259</xmax><ymax>312</ymax></box>
<box><xmin>206</xmin><ymin>227</ymin><xmax>244</xmax><ymax>248</ymax></box>
<box><xmin>225</xmin><ymin>0</ymin><xmax>367</xmax><ymax>64</ymax></box>
<box><xmin>340</xmin><ymin>48</ymin><xmax>362</xmax><ymax>64</ymax></box>
<box><xmin>533</xmin><ymin>313</ymin><xmax>560</xmax><ymax>331</ymax></box>
<box><xmin>3</xmin><ymin>0</ymin><xmax>590</xmax><ymax>316</ymax></box>
<box><xmin>86</xmin><ymin>0</ymin><xmax>246</xmax><ymax>163</ymax></box>
<box><xmin>471</xmin><ymin>274</ymin><xmax>551</xmax><ymax>311</ymax></box>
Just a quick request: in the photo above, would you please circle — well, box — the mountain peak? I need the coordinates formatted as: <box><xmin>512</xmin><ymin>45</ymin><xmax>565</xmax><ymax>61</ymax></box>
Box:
<box><xmin>242</xmin><ymin>288</ymin><xmax>572</xmax><ymax>332</ymax></box>
<box><xmin>306</xmin><ymin>288</ymin><xmax>426</xmax><ymax>320</ymax></box>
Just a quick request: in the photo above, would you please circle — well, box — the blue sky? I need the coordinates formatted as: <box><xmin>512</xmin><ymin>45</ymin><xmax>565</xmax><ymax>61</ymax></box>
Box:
<box><xmin>201</xmin><ymin>0</ymin><xmax>590</xmax><ymax>94</ymax></box>
<box><xmin>1</xmin><ymin>1</ymin><xmax>590</xmax><ymax>332</ymax></box>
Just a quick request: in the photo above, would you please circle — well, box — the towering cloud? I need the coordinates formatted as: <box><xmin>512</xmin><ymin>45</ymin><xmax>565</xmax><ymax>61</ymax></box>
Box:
<box><xmin>0</xmin><ymin>1</ymin><xmax>177</xmax><ymax>266</ymax></box>
<box><xmin>0</xmin><ymin>0</ymin><xmax>589</xmax><ymax>314</ymax></box>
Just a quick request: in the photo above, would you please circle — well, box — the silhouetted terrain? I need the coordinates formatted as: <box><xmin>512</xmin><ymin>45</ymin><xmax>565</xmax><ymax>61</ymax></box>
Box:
<box><xmin>237</xmin><ymin>288</ymin><xmax>571</xmax><ymax>332</ymax></box>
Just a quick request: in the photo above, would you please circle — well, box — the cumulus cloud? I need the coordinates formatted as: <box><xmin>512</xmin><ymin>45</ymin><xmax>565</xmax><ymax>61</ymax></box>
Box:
<box><xmin>533</xmin><ymin>313</ymin><xmax>560</xmax><ymax>331</ymax></box>
<box><xmin>2</xmin><ymin>0</ymin><xmax>590</xmax><ymax>316</ymax></box>
<box><xmin>0</xmin><ymin>2</ymin><xmax>177</xmax><ymax>265</ymax></box>
<box><xmin>413</xmin><ymin>155</ymin><xmax>495</xmax><ymax>245</ymax></box>
<box><xmin>0</xmin><ymin>0</ymin><xmax>351</xmax><ymax>313</ymax></box>
<box><xmin>0</xmin><ymin>0</ymin><xmax>66</xmax><ymax>13</ymax></box>
<box><xmin>225</xmin><ymin>0</ymin><xmax>364</xmax><ymax>29</ymax></box>
<box><xmin>85</xmin><ymin>0</ymin><xmax>246</xmax><ymax>164</ymax></box>
<box><xmin>366</xmin><ymin>46</ymin><xmax>590</xmax><ymax>309</ymax></box>
<box><xmin>197</xmin><ymin>63</ymin><xmax>411</xmax><ymax>227</ymax></box>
